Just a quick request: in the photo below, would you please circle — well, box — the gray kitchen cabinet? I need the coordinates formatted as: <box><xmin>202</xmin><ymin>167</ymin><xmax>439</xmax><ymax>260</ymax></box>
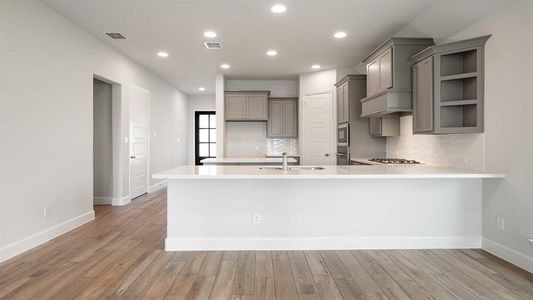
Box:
<box><xmin>225</xmin><ymin>91</ymin><xmax>269</xmax><ymax>121</ymax></box>
<box><xmin>335</xmin><ymin>75</ymin><xmax>387</xmax><ymax>156</ymax></box>
<box><xmin>336</xmin><ymin>84</ymin><xmax>344</xmax><ymax>123</ymax></box>
<box><xmin>412</xmin><ymin>56</ymin><xmax>434</xmax><ymax>133</ymax></box>
<box><xmin>369</xmin><ymin>116</ymin><xmax>400</xmax><ymax>137</ymax></box>
<box><xmin>268</xmin><ymin>98</ymin><xmax>298</xmax><ymax>138</ymax></box>
<box><xmin>378</xmin><ymin>47</ymin><xmax>393</xmax><ymax>90</ymax></box>
<box><xmin>336</xmin><ymin>81</ymin><xmax>350</xmax><ymax>124</ymax></box>
<box><xmin>282</xmin><ymin>100</ymin><xmax>298</xmax><ymax>137</ymax></box>
<box><xmin>225</xmin><ymin>94</ymin><xmax>247</xmax><ymax>120</ymax></box>
<box><xmin>361</xmin><ymin>37</ymin><xmax>435</xmax><ymax>117</ymax></box>
<box><xmin>410</xmin><ymin>35</ymin><xmax>490</xmax><ymax>134</ymax></box>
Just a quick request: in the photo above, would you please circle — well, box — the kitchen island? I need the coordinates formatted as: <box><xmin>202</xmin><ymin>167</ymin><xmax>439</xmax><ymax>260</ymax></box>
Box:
<box><xmin>154</xmin><ymin>165</ymin><xmax>504</xmax><ymax>251</ymax></box>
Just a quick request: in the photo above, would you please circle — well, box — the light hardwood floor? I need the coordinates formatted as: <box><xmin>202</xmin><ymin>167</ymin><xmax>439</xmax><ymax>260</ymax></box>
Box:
<box><xmin>1</xmin><ymin>189</ymin><xmax>532</xmax><ymax>299</ymax></box>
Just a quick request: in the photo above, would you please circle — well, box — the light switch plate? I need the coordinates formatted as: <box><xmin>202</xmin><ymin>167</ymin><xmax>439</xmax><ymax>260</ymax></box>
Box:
<box><xmin>496</xmin><ymin>217</ymin><xmax>505</xmax><ymax>230</ymax></box>
<box><xmin>252</xmin><ymin>213</ymin><xmax>262</xmax><ymax>224</ymax></box>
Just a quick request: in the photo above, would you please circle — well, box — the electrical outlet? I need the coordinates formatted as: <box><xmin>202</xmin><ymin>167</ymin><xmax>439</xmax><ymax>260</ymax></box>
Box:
<box><xmin>496</xmin><ymin>217</ymin><xmax>505</xmax><ymax>230</ymax></box>
<box><xmin>254</xmin><ymin>144</ymin><xmax>260</xmax><ymax>151</ymax></box>
<box><xmin>252</xmin><ymin>213</ymin><xmax>262</xmax><ymax>224</ymax></box>
<box><xmin>44</xmin><ymin>206</ymin><xmax>51</xmax><ymax>218</ymax></box>
<box><xmin>177</xmin><ymin>138</ymin><xmax>181</xmax><ymax>143</ymax></box>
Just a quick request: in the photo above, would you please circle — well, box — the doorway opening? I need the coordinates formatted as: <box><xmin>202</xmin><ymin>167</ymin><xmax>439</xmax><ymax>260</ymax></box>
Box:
<box><xmin>93</xmin><ymin>78</ymin><xmax>114</xmax><ymax>205</ymax></box>
<box><xmin>195</xmin><ymin>111</ymin><xmax>216</xmax><ymax>165</ymax></box>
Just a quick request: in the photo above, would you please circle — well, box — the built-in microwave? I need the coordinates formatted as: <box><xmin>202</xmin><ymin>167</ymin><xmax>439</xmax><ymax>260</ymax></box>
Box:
<box><xmin>337</xmin><ymin>123</ymin><xmax>349</xmax><ymax>147</ymax></box>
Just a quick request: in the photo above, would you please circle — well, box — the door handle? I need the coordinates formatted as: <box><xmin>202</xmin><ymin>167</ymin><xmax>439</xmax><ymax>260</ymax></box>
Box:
<box><xmin>325</xmin><ymin>153</ymin><xmax>330</xmax><ymax>157</ymax></box>
<box><xmin>130</xmin><ymin>155</ymin><xmax>136</xmax><ymax>159</ymax></box>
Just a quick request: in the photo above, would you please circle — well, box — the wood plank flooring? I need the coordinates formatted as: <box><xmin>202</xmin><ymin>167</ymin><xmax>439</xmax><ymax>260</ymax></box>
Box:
<box><xmin>1</xmin><ymin>189</ymin><xmax>532</xmax><ymax>299</ymax></box>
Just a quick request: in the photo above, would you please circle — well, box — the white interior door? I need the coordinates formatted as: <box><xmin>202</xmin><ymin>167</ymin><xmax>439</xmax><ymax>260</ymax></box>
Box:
<box><xmin>130</xmin><ymin>86</ymin><xmax>149</xmax><ymax>199</ymax></box>
<box><xmin>302</xmin><ymin>92</ymin><xmax>334</xmax><ymax>165</ymax></box>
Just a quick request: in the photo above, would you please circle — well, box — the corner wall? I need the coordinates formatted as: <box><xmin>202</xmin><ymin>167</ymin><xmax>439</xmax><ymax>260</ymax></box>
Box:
<box><xmin>0</xmin><ymin>0</ymin><xmax>188</xmax><ymax>261</ymax></box>
<box><xmin>389</xmin><ymin>0</ymin><xmax>533</xmax><ymax>272</ymax></box>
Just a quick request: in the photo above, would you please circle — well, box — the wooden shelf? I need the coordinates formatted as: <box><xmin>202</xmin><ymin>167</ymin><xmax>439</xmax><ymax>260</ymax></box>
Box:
<box><xmin>440</xmin><ymin>72</ymin><xmax>478</xmax><ymax>81</ymax></box>
<box><xmin>440</xmin><ymin>99</ymin><xmax>478</xmax><ymax>106</ymax></box>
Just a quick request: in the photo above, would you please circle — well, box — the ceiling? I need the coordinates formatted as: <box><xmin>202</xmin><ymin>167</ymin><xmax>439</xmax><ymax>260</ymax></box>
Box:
<box><xmin>40</xmin><ymin>0</ymin><xmax>510</xmax><ymax>95</ymax></box>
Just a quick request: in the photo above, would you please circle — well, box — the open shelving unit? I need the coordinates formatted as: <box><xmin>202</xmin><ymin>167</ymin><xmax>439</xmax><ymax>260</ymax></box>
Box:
<box><xmin>436</xmin><ymin>45</ymin><xmax>483</xmax><ymax>132</ymax></box>
<box><xmin>410</xmin><ymin>35</ymin><xmax>490</xmax><ymax>134</ymax></box>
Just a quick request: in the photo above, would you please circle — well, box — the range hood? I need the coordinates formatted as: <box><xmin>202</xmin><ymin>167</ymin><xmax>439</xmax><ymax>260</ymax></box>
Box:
<box><xmin>360</xmin><ymin>89</ymin><xmax>412</xmax><ymax>117</ymax></box>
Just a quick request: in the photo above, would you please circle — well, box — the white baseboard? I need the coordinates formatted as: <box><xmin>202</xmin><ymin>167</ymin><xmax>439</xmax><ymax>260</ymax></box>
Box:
<box><xmin>149</xmin><ymin>180</ymin><xmax>167</xmax><ymax>193</ymax></box>
<box><xmin>0</xmin><ymin>211</ymin><xmax>95</xmax><ymax>263</ymax></box>
<box><xmin>93</xmin><ymin>197</ymin><xmax>112</xmax><ymax>205</ymax></box>
<box><xmin>482</xmin><ymin>237</ymin><xmax>533</xmax><ymax>274</ymax></box>
<box><xmin>165</xmin><ymin>236</ymin><xmax>481</xmax><ymax>251</ymax></box>
<box><xmin>112</xmin><ymin>195</ymin><xmax>131</xmax><ymax>206</ymax></box>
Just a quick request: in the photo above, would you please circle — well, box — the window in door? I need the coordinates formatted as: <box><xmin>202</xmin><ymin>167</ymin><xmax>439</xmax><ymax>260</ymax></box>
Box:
<box><xmin>195</xmin><ymin>111</ymin><xmax>216</xmax><ymax>165</ymax></box>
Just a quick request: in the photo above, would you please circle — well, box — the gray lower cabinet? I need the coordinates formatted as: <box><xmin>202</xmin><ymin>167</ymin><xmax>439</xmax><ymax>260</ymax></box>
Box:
<box><xmin>268</xmin><ymin>98</ymin><xmax>298</xmax><ymax>138</ymax></box>
<box><xmin>410</xmin><ymin>35</ymin><xmax>490</xmax><ymax>134</ymax></box>
<box><xmin>369</xmin><ymin>116</ymin><xmax>400</xmax><ymax>137</ymax></box>
<box><xmin>225</xmin><ymin>91</ymin><xmax>269</xmax><ymax>121</ymax></box>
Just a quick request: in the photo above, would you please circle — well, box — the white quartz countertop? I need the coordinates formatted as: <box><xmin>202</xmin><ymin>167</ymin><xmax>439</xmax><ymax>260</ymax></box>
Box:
<box><xmin>154</xmin><ymin>165</ymin><xmax>505</xmax><ymax>179</ymax></box>
<box><xmin>201</xmin><ymin>157</ymin><xmax>297</xmax><ymax>164</ymax></box>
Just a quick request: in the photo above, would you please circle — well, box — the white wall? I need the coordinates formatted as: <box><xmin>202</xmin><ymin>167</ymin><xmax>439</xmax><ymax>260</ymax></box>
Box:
<box><xmin>187</xmin><ymin>95</ymin><xmax>216</xmax><ymax>164</ymax></box>
<box><xmin>93</xmin><ymin>79</ymin><xmax>113</xmax><ymax>199</ymax></box>
<box><xmin>389</xmin><ymin>0</ymin><xmax>533</xmax><ymax>272</ymax></box>
<box><xmin>224</xmin><ymin>79</ymin><xmax>299</xmax><ymax>157</ymax></box>
<box><xmin>215</xmin><ymin>75</ymin><xmax>226</xmax><ymax>157</ymax></box>
<box><xmin>0</xmin><ymin>0</ymin><xmax>188</xmax><ymax>261</ymax></box>
<box><xmin>449</xmin><ymin>0</ymin><xmax>533</xmax><ymax>272</ymax></box>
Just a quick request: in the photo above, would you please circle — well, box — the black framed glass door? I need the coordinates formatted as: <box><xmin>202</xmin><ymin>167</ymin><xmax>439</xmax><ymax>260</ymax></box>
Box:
<box><xmin>195</xmin><ymin>111</ymin><xmax>216</xmax><ymax>165</ymax></box>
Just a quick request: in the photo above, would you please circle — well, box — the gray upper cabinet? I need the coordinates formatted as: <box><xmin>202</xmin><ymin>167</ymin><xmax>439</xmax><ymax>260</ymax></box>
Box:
<box><xmin>361</xmin><ymin>37</ymin><xmax>435</xmax><ymax>117</ymax></box>
<box><xmin>412</xmin><ymin>56</ymin><xmax>434</xmax><ymax>133</ymax></box>
<box><xmin>336</xmin><ymin>81</ymin><xmax>350</xmax><ymax>124</ymax></box>
<box><xmin>225</xmin><ymin>91</ymin><xmax>269</xmax><ymax>121</ymax></box>
<box><xmin>225</xmin><ymin>94</ymin><xmax>247</xmax><ymax>120</ymax></box>
<box><xmin>369</xmin><ymin>116</ymin><xmax>400</xmax><ymax>137</ymax></box>
<box><xmin>410</xmin><ymin>35</ymin><xmax>490</xmax><ymax>134</ymax></box>
<box><xmin>378</xmin><ymin>47</ymin><xmax>393</xmax><ymax>91</ymax></box>
<box><xmin>268</xmin><ymin>98</ymin><xmax>298</xmax><ymax>138</ymax></box>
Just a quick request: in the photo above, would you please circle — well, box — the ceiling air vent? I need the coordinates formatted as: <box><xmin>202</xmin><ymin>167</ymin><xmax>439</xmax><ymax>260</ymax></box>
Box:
<box><xmin>106</xmin><ymin>32</ymin><xmax>127</xmax><ymax>39</ymax></box>
<box><xmin>204</xmin><ymin>42</ymin><xmax>222</xmax><ymax>49</ymax></box>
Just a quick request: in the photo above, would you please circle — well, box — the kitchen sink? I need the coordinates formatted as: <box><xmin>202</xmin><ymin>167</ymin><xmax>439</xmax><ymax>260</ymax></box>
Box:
<box><xmin>259</xmin><ymin>166</ymin><xmax>325</xmax><ymax>171</ymax></box>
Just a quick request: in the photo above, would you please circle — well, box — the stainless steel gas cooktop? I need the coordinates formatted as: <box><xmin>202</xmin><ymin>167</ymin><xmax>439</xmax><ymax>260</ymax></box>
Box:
<box><xmin>369</xmin><ymin>158</ymin><xmax>421</xmax><ymax>165</ymax></box>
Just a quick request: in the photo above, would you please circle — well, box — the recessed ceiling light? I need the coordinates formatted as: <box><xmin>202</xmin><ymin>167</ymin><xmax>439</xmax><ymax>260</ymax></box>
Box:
<box><xmin>271</xmin><ymin>4</ymin><xmax>287</xmax><ymax>14</ymax></box>
<box><xmin>266</xmin><ymin>50</ymin><xmax>278</xmax><ymax>56</ymax></box>
<box><xmin>157</xmin><ymin>51</ymin><xmax>169</xmax><ymax>57</ymax></box>
<box><xmin>220</xmin><ymin>64</ymin><xmax>230</xmax><ymax>69</ymax></box>
<box><xmin>204</xmin><ymin>31</ymin><xmax>217</xmax><ymax>38</ymax></box>
<box><xmin>334</xmin><ymin>32</ymin><xmax>347</xmax><ymax>39</ymax></box>
<box><xmin>198</xmin><ymin>87</ymin><xmax>206</xmax><ymax>91</ymax></box>
<box><xmin>311</xmin><ymin>64</ymin><xmax>321</xmax><ymax>69</ymax></box>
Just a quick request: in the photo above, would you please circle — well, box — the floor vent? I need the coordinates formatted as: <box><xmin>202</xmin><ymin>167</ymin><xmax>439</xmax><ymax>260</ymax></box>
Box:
<box><xmin>106</xmin><ymin>32</ymin><xmax>127</xmax><ymax>39</ymax></box>
<box><xmin>204</xmin><ymin>42</ymin><xmax>222</xmax><ymax>49</ymax></box>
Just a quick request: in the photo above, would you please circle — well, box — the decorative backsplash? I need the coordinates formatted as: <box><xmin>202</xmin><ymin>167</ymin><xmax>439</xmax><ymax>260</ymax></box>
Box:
<box><xmin>386</xmin><ymin>115</ymin><xmax>485</xmax><ymax>170</ymax></box>
<box><xmin>266</xmin><ymin>139</ymin><xmax>299</xmax><ymax>156</ymax></box>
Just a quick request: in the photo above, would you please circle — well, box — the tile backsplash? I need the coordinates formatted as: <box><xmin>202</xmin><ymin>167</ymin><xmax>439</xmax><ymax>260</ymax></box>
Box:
<box><xmin>266</xmin><ymin>139</ymin><xmax>299</xmax><ymax>156</ymax></box>
<box><xmin>386</xmin><ymin>115</ymin><xmax>485</xmax><ymax>170</ymax></box>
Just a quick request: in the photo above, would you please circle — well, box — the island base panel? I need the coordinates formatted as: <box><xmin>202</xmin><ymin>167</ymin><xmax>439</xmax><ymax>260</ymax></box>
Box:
<box><xmin>165</xmin><ymin>178</ymin><xmax>482</xmax><ymax>250</ymax></box>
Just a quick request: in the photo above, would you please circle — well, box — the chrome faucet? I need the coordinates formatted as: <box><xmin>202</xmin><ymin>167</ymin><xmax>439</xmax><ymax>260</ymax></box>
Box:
<box><xmin>282</xmin><ymin>152</ymin><xmax>288</xmax><ymax>170</ymax></box>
